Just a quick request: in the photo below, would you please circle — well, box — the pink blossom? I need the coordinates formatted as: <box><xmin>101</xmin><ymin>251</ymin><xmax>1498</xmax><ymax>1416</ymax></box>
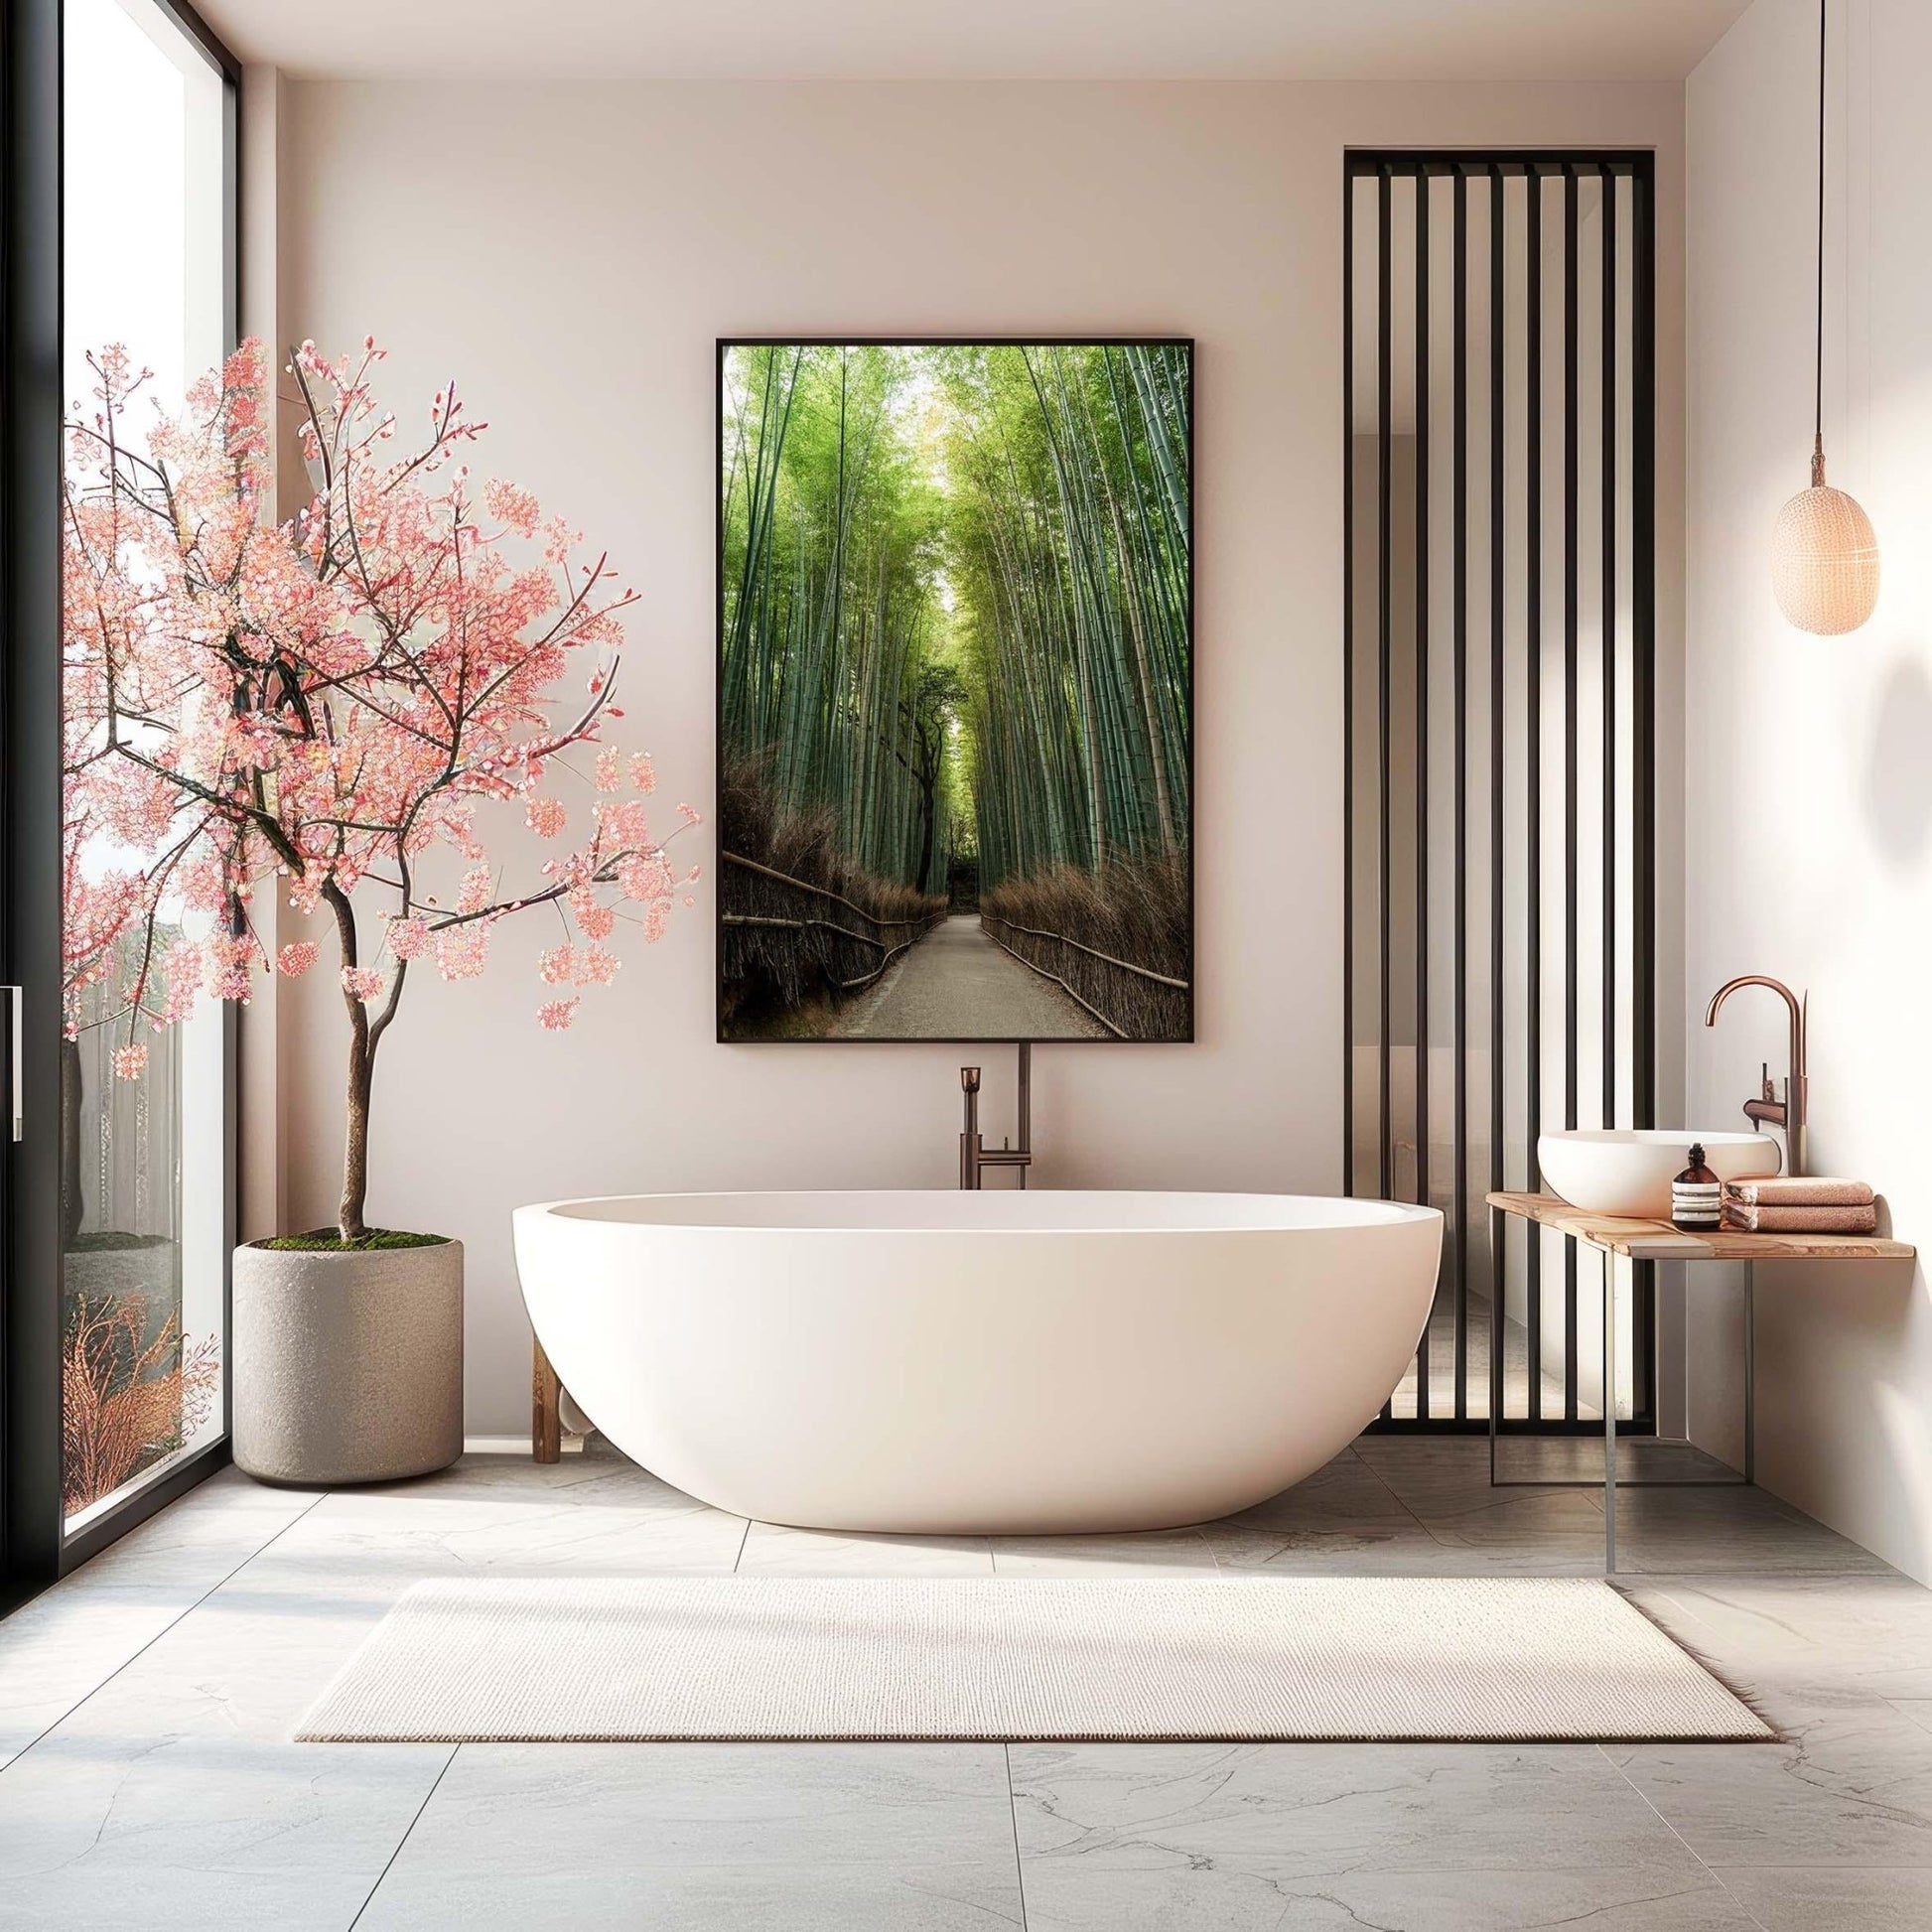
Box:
<box><xmin>434</xmin><ymin>924</ymin><xmax>489</xmax><ymax>981</ymax></box>
<box><xmin>203</xmin><ymin>934</ymin><xmax>255</xmax><ymax>1002</ymax></box>
<box><xmin>618</xmin><ymin>854</ymin><xmax>674</xmax><ymax>900</ymax></box>
<box><xmin>575</xmin><ymin>943</ymin><xmax>619</xmax><ymax>986</ymax></box>
<box><xmin>677</xmin><ymin>802</ymin><xmax>702</xmax><ymax>824</ymax></box>
<box><xmin>387</xmin><ymin>916</ymin><xmax>430</xmax><ymax>960</ymax></box>
<box><xmin>537</xmin><ymin>997</ymin><xmax>580</xmax><ymax>1032</ymax></box>
<box><xmin>278</xmin><ymin>941</ymin><xmax>320</xmax><ymax>977</ymax></box>
<box><xmin>162</xmin><ymin>938</ymin><xmax>204</xmax><ymax>1020</ymax></box>
<box><xmin>457</xmin><ymin>863</ymin><xmax>494</xmax><ymax>915</ymax></box>
<box><xmin>594</xmin><ymin>746</ymin><xmax>621</xmax><ymax>792</ymax></box>
<box><xmin>537</xmin><ymin>944</ymin><xmax>576</xmax><ymax>985</ymax></box>
<box><xmin>526</xmin><ymin>795</ymin><xmax>567</xmax><ymax>838</ymax></box>
<box><xmin>112</xmin><ymin>1041</ymin><xmax>149</xmax><ymax>1079</ymax></box>
<box><xmin>628</xmin><ymin>754</ymin><xmax>657</xmax><ymax>794</ymax></box>
<box><xmin>602</xmin><ymin>799</ymin><xmax>651</xmax><ymax>848</ymax></box>
<box><xmin>572</xmin><ymin>896</ymin><xmax>616</xmax><ymax>941</ymax></box>
<box><xmin>342</xmin><ymin>965</ymin><xmax>384</xmax><ymax>1002</ymax></box>
<box><xmin>483</xmin><ymin>477</ymin><xmax>540</xmax><ymax>537</ymax></box>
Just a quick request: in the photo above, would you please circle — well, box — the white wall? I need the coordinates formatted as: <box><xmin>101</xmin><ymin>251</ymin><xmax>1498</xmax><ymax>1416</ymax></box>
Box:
<box><xmin>267</xmin><ymin>78</ymin><xmax>1685</xmax><ymax>1436</ymax></box>
<box><xmin>1687</xmin><ymin>0</ymin><xmax>1932</xmax><ymax>1580</ymax></box>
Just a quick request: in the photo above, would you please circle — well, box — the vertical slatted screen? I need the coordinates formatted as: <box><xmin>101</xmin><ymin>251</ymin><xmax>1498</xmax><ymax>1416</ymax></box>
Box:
<box><xmin>1344</xmin><ymin>153</ymin><xmax>1657</xmax><ymax>1434</ymax></box>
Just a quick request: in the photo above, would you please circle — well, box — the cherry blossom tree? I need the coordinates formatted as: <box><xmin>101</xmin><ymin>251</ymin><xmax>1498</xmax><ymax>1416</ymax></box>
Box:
<box><xmin>63</xmin><ymin>339</ymin><xmax>697</xmax><ymax>1241</ymax></box>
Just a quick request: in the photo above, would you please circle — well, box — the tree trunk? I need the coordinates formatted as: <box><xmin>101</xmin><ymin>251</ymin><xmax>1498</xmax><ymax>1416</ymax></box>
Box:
<box><xmin>341</xmin><ymin>1035</ymin><xmax>373</xmax><ymax>1243</ymax></box>
<box><xmin>324</xmin><ymin>884</ymin><xmax>373</xmax><ymax>1242</ymax></box>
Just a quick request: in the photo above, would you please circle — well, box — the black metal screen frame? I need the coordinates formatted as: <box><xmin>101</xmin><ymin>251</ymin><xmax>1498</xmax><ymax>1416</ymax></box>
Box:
<box><xmin>1342</xmin><ymin>151</ymin><xmax>1659</xmax><ymax>1440</ymax></box>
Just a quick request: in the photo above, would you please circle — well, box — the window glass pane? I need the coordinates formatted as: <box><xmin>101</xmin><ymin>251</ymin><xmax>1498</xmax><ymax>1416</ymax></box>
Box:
<box><xmin>62</xmin><ymin>0</ymin><xmax>228</xmax><ymax>1529</ymax></box>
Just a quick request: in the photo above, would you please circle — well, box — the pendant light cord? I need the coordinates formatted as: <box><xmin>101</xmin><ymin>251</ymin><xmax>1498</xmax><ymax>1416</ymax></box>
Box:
<box><xmin>1813</xmin><ymin>0</ymin><xmax>1828</xmax><ymax>481</ymax></box>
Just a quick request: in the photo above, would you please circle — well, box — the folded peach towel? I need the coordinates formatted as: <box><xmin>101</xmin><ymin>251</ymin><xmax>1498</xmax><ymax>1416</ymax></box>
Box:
<box><xmin>1723</xmin><ymin>1201</ymin><xmax>1877</xmax><ymax>1234</ymax></box>
<box><xmin>1724</xmin><ymin>1176</ymin><xmax>1873</xmax><ymax>1208</ymax></box>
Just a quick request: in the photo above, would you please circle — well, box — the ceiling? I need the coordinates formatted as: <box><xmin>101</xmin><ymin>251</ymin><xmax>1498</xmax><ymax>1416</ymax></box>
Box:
<box><xmin>196</xmin><ymin>0</ymin><xmax>1750</xmax><ymax>83</ymax></box>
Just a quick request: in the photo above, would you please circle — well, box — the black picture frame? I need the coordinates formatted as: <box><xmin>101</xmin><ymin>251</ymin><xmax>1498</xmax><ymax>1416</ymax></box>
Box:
<box><xmin>714</xmin><ymin>336</ymin><xmax>1196</xmax><ymax>1047</ymax></box>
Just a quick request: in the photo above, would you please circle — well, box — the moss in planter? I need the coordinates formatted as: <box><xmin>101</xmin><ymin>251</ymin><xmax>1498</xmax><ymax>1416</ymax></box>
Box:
<box><xmin>255</xmin><ymin>1229</ymin><xmax>449</xmax><ymax>1254</ymax></box>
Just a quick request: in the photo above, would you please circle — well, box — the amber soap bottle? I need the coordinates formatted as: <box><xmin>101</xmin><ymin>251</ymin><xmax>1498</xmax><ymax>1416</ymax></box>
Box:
<box><xmin>1671</xmin><ymin>1144</ymin><xmax>1722</xmax><ymax>1231</ymax></box>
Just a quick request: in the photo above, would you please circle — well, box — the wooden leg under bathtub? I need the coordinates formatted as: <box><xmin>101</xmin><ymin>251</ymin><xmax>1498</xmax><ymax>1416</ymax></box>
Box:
<box><xmin>532</xmin><ymin>1334</ymin><xmax>562</xmax><ymax>1464</ymax></box>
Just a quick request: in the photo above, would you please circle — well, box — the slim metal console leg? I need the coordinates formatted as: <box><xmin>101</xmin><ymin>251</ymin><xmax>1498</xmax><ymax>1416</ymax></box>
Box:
<box><xmin>1488</xmin><ymin>1213</ymin><xmax>1504</xmax><ymax>1486</ymax></box>
<box><xmin>1603</xmin><ymin>1270</ymin><xmax>1618</xmax><ymax>1575</ymax></box>
<box><xmin>1743</xmin><ymin>1262</ymin><xmax>1756</xmax><ymax>1487</ymax></box>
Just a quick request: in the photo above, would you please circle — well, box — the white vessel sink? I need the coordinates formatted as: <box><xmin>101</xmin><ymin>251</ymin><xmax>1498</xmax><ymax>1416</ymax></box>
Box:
<box><xmin>1537</xmin><ymin>1130</ymin><xmax>1781</xmax><ymax>1219</ymax></box>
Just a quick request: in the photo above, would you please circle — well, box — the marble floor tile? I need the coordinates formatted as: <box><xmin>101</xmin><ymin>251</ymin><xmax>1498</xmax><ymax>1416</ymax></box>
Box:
<box><xmin>990</xmin><ymin>1528</ymin><xmax>1219</xmax><ymax>1575</ymax></box>
<box><xmin>0</xmin><ymin>1731</ymin><xmax>450</xmax><ymax>1931</ymax></box>
<box><xmin>69</xmin><ymin>1467</ymin><xmax>323</xmax><ymax>1589</ymax></box>
<box><xmin>1017</xmin><ymin>1860</ymin><xmax>1761</xmax><ymax>1930</ymax></box>
<box><xmin>1010</xmin><ymin>1741</ymin><xmax>1727</xmax><ymax>1930</ymax></box>
<box><xmin>1351</xmin><ymin>1438</ymin><xmax>1609</xmax><ymax>1547</ymax></box>
<box><xmin>353</xmin><ymin>1742</ymin><xmax>1025</xmax><ymax>1931</ymax></box>
<box><xmin>0</xmin><ymin>1581</ymin><xmax>197</xmax><ymax>1769</ymax></box>
<box><xmin>255</xmin><ymin>1474</ymin><xmax>750</xmax><ymax>1585</ymax></box>
<box><xmin>1715</xmin><ymin>1863</ymin><xmax>1932</xmax><ymax>1930</ymax></box>
<box><xmin>1609</xmin><ymin>1487</ymin><xmax>1889</xmax><ymax>1577</ymax></box>
<box><xmin>1622</xmin><ymin>1576</ymin><xmax>1932</xmax><ymax>1709</ymax></box>
<box><xmin>1010</xmin><ymin>1739</ymin><xmax>1720</xmax><ymax>1874</ymax></box>
<box><xmin>1202</xmin><ymin>1520</ymin><xmax>1596</xmax><ymax>1576</ymax></box>
<box><xmin>1606</xmin><ymin>1722</ymin><xmax>1932</xmax><ymax>1869</ymax></box>
<box><xmin>1891</xmin><ymin>1701</ymin><xmax>1932</xmax><ymax>1737</ymax></box>
<box><xmin>737</xmin><ymin>1521</ymin><xmax>995</xmax><ymax>1575</ymax></box>
<box><xmin>1232</xmin><ymin>1448</ymin><xmax>1423</xmax><ymax>1530</ymax></box>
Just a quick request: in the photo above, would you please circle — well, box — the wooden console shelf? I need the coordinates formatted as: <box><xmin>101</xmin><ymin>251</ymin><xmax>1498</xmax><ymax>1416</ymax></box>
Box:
<box><xmin>1486</xmin><ymin>1190</ymin><xmax>1914</xmax><ymax>1265</ymax></box>
<box><xmin>1485</xmin><ymin>1190</ymin><xmax>1912</xmax><ymax>1573</ymax></box>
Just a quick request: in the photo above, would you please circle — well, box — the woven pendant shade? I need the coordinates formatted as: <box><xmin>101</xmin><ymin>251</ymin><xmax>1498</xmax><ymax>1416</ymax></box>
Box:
<box><xmin>1771</xmin><ymin>474</ymin><xmax>1879</xmax><ymax>634</ymax></box>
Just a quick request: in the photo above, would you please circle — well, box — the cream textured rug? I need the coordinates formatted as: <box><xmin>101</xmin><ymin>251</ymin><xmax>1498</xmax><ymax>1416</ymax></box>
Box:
<box><xmin>297</xmin><ymin>1576</ymin><xmax>1768</xmax><ymax>1744</ymax></box>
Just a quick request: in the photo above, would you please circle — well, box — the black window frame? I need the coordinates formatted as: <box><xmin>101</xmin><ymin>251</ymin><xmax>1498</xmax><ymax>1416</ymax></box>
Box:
<box><xmin>2</xmin><ymin>0</ymin><xmax>243</xmax><ymax>1605</ymax></box>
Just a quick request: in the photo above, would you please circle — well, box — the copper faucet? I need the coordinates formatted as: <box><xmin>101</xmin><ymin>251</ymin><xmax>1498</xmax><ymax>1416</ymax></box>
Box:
<box><xmin>960</xmin><ymin>1042</ymin><xmax>1032</xmax><ymax>1189</ymax></box>
<box><xmin>1705</xmin><ymin>975</ymin><xmax>1808</xmax><ymax>1177</ymax></box>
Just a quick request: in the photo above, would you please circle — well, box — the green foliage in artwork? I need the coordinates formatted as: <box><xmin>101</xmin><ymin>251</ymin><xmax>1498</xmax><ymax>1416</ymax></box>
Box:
<box><xmin>720</xmin><ymin>341</ymin><xmax>1191</xmax><ymax>1007</ymax></box>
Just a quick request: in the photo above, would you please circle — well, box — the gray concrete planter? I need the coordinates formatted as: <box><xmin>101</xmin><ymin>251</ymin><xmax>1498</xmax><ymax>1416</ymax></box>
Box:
<box><xmin>232</xmin><ymin>1237</ymin><xmax>463</xmax><ymax>1485</ymax></box>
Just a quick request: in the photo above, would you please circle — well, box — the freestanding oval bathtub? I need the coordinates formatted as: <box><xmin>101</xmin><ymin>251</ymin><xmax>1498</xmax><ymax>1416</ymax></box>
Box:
<box><xmin>513</xmin><ymin>1190</ymin><xmax>1442</xmax><ymax>1535</ymax></box>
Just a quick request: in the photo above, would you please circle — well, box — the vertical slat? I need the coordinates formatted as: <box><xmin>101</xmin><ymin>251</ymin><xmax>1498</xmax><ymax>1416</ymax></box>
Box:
<box><xmin>1525</xmin><ymin>166</ymin><xmax>1545</xmax><ymax>1425</ymax></box>
<box><xmin>1601</xmin><ymin>169</ymin><xmax>1618</xmax><ymax>1129</ymax></box>
<box><xmin>1488</xmin><ymin>165</ymin><xmax>1507</xmax><ymax>1434</ymax></box>
<box><xmin>1377</xmin><ymin>167</ymin><xmax>1394</xmax><ymax>1209</ymax></box>
<box><xmin>1451</xmin><ymin>166</ymin><xmax>1469</xmax><ymax>1420</ymax></box>
<box><xmin>1600</xmin><ymin>169</ymin><xmax>1620</xmax><ymax>1438</ymax></box>
<box><xmin>1632</xmin><ymin>163</ymin><xmax>1656</xmax><ymax>1139</ymax></box>
<box><xmin>1631</xmin><ymin>160</ymin><xmax>1659</xmax><ymax>1426</ymax></box>
<box><xmin>1343</xmin><ymin>163</ymin><xmax>1357</xmax><ymax>1200</ymax></box>
<box><xmin>1376</xmin><ymin>165</ymin><xmax>1395</xmax><ymax>1421</ymax></box>
<box><xmin>1415</xmin><ymin>173</ymin><xmax>1432</xmax><ymax>1421</ymax></box>
<box><xmin>1563</xmin><ymin>164</ymin><xmax>1581</xmax><ymax>1423</ymax></box>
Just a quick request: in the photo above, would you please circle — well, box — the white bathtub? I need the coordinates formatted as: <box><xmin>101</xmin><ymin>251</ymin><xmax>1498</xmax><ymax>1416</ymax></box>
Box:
<box><xmin>512</xmin><ymin>1190</ymin><xmax>1442</xmax><ymax>1535</ymax></box>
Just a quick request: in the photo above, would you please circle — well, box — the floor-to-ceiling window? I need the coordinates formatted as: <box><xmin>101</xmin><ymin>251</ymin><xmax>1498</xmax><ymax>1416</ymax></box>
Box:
<box><xmin>2</xmin><ymin>0</ymin><xmax>238</xmax><ymax>1592</ymax></box>
<box><xmin>58</xmin><ymin>0</ymin><xmax>235</xmax><ymax>1535</ymax></box>
<box><xmin>58</xmin><ymin>0</ymin><xmax>236</xmax><ymax>1537</ymax></box>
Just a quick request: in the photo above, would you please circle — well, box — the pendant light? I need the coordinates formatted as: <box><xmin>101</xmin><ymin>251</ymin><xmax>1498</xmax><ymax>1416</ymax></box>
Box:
<box><xmin>1771</xmin><ymin>0</ymin><xmax>1878</xmax><ymax>634</ymax></box>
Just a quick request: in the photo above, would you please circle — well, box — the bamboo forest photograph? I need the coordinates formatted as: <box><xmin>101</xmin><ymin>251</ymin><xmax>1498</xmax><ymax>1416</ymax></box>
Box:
<box><xmin>718</xmin><ymin>340</ymin><xmax>1193</xmax><ymax>1042</ymax></box>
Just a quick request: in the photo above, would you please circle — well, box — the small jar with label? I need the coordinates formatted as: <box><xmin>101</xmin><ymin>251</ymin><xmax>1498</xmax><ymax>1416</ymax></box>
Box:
<box><xmin>1671</xmin><ymin>1144</ymin><xmax>1722</xmax><ymax>1232</ymax></box>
